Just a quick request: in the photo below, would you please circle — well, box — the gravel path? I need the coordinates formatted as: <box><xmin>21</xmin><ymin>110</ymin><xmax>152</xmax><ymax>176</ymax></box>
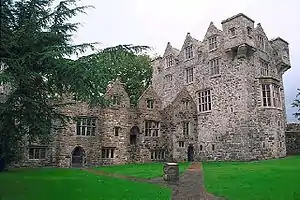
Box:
<box><xmin>84</xmin><ymin>162</ymin><xmax>224</xmax><ymax>200</ymax></box>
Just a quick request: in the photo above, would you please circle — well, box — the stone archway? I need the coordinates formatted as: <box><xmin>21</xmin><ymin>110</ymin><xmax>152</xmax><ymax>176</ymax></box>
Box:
<box><xmin>130</xmin><ymin>126</ymin><xmax>139</xmax><ymax>145</ymax></box>
<box><xmin>71</xmin><ymin>146</ymin><xmax>85</xmax><ymax>167</ymax></box>
<box><xmin>187</xmin><ymin>145</ymin><xmax>194</xmax><ymax>162</ymax></box>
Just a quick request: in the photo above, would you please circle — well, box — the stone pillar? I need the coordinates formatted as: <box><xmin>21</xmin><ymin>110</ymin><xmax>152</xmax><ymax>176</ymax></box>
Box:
<box><xmin>163</xmin><ymin>162</ymin><xmax>179</xmax><ymax>181</ymax></box>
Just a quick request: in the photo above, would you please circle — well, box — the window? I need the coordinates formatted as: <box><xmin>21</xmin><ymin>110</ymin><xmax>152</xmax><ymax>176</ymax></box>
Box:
<box><xmin>212</xmin><ymin>144</ymin><xmax>215</xmax><ymax>151</ymax></box>
<box><xmin>29</xmin><ymin>147</ymin><xmax>47</xmax><ymax>160</ymax></box>
<box><xmin>229</xmin><ymin>27</ymin><xmax>236</xmax><ymax>37</ymax></box>
<box><xmin>209</xmin><ymin>36</ymin><xmax>217</xmax><ymax>50</ymax></box>
<box><xmin>200</xmin><ymin>145</ymin><xmax>203</xmax><ymax>151</ymax></box>
<box><xmin>114</xmin><ymin>127</ymin><xmax>120</xmax><ymax>136</ymax></box>
<box><xmin>185</xmin><ymin>45</ymin><xmax>193</xmax><ymax>59</ymax></box>
<box><xmin>261</xmin><ymin>84</ymin><xmax>281</xmax><ymax>108</ymax></box>
<box><xmin>182</xmin><ymin>100</ymin><xmax>189</xmax><ymax>109</ymax></box>
<box><xmin>179</xmin><ymin>141</ymin><xmax>185</xmax><ymax>147</ymax></box>
<box><xmin>257</xmin><ymin>35</ymin><xmax>265</xmax><ymax>50</ymax></box>
<box><xmin>101</xmin><ymin>148</ymin><xmax>115</xmax><ymax>159</ymax></box>
<box><xmin>260</xmin><ymin>60</ymin><xmax>269</xmax><ymax>76</ymax></box>
<box><xmin>112</xmin><ymin>95</ymin><xmax>121</xmax><ymax>106</ymax></box>
<box><xmin>166</xmin><ymin>55</ymin><xmax>174</xmax><ymax>67</ymax></box>
<box><xmin>76</xmin><ymin>117</ymin><xmax>96</xmax><ymax>136</ymax></box>
<box><xmin>198</xmin><ymin>89</ymin><xmax>212</xmax><ymax>112</ymax></box>
<box><xmin>165</xmin><ymin>74</ymin><xmax>172</xmax><ymax>82</ymax></box>
<box><xmin>150</xmin><ymin>149</ymin><xmax>165</xmax><ymax>160</ymax></box>
<box><xmin>272</xmin><ymin>85</ymin><xmax>281</xmax><ymax>107</ymax></box>
<box><xmin>145</xmin><ymin>120</ymin><xmax>160</xmax><ymax>137</ymax></box>
<box><xmin>182</xmin><ymin>121</ymin><xmax>189</xmax><ymax>135</ymax></box>
<box><xmin>210</xmin><ymin>58</ymin><xmax>220</xmax><ymax>76</ymax></box>
<box><xmin>186</xmin><ymin>67</ymin><xmax>193</xmax><ymax>83</ymax></box>
<box><xmin>146</xmin><ymin>99</ymin><xmax>154</xmax><ymax>109</ymax></box>
<box><xmin>247</xmin><ymin>27</ymin><xmax>252</xmax><ymax>36</ymax></box>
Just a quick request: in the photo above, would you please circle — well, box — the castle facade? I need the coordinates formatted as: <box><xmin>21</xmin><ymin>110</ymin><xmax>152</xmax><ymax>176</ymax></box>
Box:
<box><xmin>19</xmin><ymin>13</ymin><xmax>291</xmax><ymax>167</ymax></box>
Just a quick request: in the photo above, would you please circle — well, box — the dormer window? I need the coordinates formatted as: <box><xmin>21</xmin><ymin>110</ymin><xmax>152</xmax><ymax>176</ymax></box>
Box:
<box><xmin>185</xmin><ymin>45</ymin><xmax>193</xmax><ymax>59</ymax></box>
<box><xmin>260</xmin><ymin>59</ymin><xmax>269</xmax><ymax>76</ymax></box>
<box><xmin>112</xmin><ymin>95</ymin><xmax>121</xmax><ymax>106</ymax></box>
<box><xmin>146</xmin><ymin>99</ymin><xmax>154</xmax><ymax>109</ymax></box>
<box><xmin>209</xmin><ymin>36</ymin><xmax>217</xmax><ymax>51</ymax></box>
<box><xmin>257</xmin><ymin>35</ymin><xmax>265</xmax><ymax>50</ymax></box>
<box><xmin>229</xmin><ymin>27</ymin><xmax>236</xmax><ymax>37</ymax></box>
<box><xmin>166</xmin><ymin>55</ymin><xmax>174</xmax><ymax>67</ymax></box>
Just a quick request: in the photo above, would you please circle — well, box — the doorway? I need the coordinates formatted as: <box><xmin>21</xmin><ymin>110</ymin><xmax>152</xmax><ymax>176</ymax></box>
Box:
<box><xmin>71</xmin><ymin>146</ymin><xmax>85</xmax><ymax>167</ymax></box>
<box><xmin>187</xmin><ymin>145</ymin><xmax>194</xmax><ymax>162</ymax></box>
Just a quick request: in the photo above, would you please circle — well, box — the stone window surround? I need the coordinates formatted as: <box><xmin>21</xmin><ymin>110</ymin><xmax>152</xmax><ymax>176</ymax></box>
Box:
<box><xmin>208</xmin><ymin>35</ymin><xmax>218</xmax><ymax>51</ymax></box>
<box><xmin>76</xmin><ymin>116</ymin><xmax>97</xmax><ymax>136</ymax></box>
<box><xmin>150</xmin><ymin>149</ymin><xmax>165</xmax><ymax>160</ymax></box>
<box><xmin>101</xmin><ymin>147</ymin><xmax>115</xmax><ymax>159</ymax></box>
<box><xmin>111</xmin><ymin>95</ymin><xmax>121</xmax><ymax>106</ymax></box>
<box><xmin>165</xmin><ymin>74</ymin><xmax>173</xmax><ymax>82</ymax></box>
<box><xmin>166</xmin><ymin>55</ymin><xmax>174</xmax><ymax>67</ymax></box>
<box><xmin>199</xmin><ymin>144</ymin><xmax>203</xmax><ymax>151</ymax></box>
<box><xmin>179</xmin><ymin>141</ymin><xmax>185</xmax><ymax>147</ymax></box>
<box><xmin>229</xmin><ymin>27</ymin><xmax>236</xmax><ymax>37</ymax></box>
<box><xmin>247</xmin><ymin>26</ymin><xmax>253</xmax><ymax>36</ymax></box>
<box><xmin>114</xmin><ymin>126</ymin><xmax>120</xmax><ymax>136</ymax></box>
<box><xmin>185</xmin><ymin>67</ymin><xmax>194</xmax><ymax>84</ymax></box>
<box><xmin>182</xmin><ymin>99</ymin><xmax>190</xmax><ymax>110</ymax></box>
<box><xmin>144</xmin><ymin>120</ymin><xmax>160</xmax><ymax>137</ymax></box>
<box><xmin>197</xmin><ymin>89</ymin><xmax>212</xmax><ymax>113</ymax></box>
<box><xmin>182</xmin><ymin>121</ymin><xmax>190</xmax><ymax>135</ymax></box>
<box><xmin>146</xmin><ymin>98</ymin><xmax>154</xmax><ymax>109</ymax></box>
<box><xmin>185</xmin><ymin>44</ymin><xmax>193</xmax><ymax>59</ymax></box>
<box><xmin>260</xmin><ymin>59</ymin><xmax>269</xmax><ymax>77</ymax></box>
<box><xmin>257</xmin><ymin>34</ymin><xmax>265</xmax><ymax>51</ymax></box>
<box><xmin>29</xmin><ymin>146</ymin><xmax>47</xmax><ymax>160</ymax></box>
<box><xmin>259</xmin><ymin>79</ymin><xmax>281</xmax><ymax>109</ymax></box>
<box><xmin>209</xmin><ymin>57</ymin><xmax>220</xmax><ymax>76</ymax></box>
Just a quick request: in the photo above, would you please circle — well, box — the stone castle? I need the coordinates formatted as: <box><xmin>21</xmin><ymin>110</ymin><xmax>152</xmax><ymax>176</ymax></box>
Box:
<box><xmin>13</xmin><ymin>13</ymin><xmax>296</xmax><ymax>167</ymax></box>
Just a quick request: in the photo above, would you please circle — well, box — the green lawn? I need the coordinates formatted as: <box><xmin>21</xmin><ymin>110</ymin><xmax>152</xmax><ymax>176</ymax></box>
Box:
<box><xmin>95</xmin><ymin>162</ymin><xmax>190</xmax><ymax>179</ymax></box>
<box><xmin>203</xmin><ymin>156</ymin><xmax>300</xmax><ymax>200</ymax></box>
<box><xmin>0</xmin><ymin>168</ymin><xmax>171</xmax><ymax>200</ymax></box>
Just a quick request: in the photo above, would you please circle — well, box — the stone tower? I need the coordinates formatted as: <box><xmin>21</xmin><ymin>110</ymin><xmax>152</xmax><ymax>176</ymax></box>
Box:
<box><xmin>152</xmin><ymin>13</ymin><xmax>291</xmax><ymax>160</ymax></box>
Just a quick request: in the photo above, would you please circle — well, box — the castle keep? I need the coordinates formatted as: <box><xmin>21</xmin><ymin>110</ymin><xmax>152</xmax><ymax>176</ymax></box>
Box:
<box><xmin>19</xmin><ymin>13</ymin><xmax>292</xmax><ymax>167</ymax></box>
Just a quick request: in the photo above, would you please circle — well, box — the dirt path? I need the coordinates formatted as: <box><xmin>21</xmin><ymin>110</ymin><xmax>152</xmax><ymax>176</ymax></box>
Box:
<box><xmin>84</xmin><ymin>163</ymin><xmax>224</xmax><ymax>200</ymax></box>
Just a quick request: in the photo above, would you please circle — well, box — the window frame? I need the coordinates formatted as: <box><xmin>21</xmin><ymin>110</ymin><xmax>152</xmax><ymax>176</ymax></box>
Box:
<box><xmin>208</xmin><ymin>36</ymin><xmax>217</xmax><ymax>51</ymax></box>
<box><xmin>144</xmin><ymin>120</ymin><xmax>160</xmax><ymax>137</ymax></box>
<box><xmin>185</xmin><ymin>45</ymin><xmax>193</xmax><ymax>59</ymax></box>
<box><xmin>166</xmin><ymin>55</ymin><xmax>174</xmax><ymax>67</ymax></box>
<box><xmin>150</xmin><ymin>149</ymin><xmax>165</xmax><ymax>161</ymax></box>
<box><xmin>146</xmin><ymin>99</ymin><xmax>154</xmax><ymax>109</ymax></box>
<box><xmin>198</xmin><ymin>89</ymin><xmax>212</xmax><ymax>112</ymax></box>
<box><xmin>261</xmin><ymin>83</ymin><xmax>281</xmax><ymax>108</ymax></box>
<box><xmin>29</xmin><ymin>146</ymin><xmax>47</xmax><ymax>160</ymax></box>
<box><xmin>101</xmin><ymin>148</ymin><xmax>115</xmax><ymax>159</ymax></box>
<box><xmin>260</xmin><ymin>59</ymin><xmax>269</xmax><ymax>76</ymax></box>
<box><xmin>76</xmin><ymin>117</ymin><xmax>97</xmax><ymax>136</ymax></box>
<box><xmin>179</xmin><ymin>141</ymin><xmax>185</xmax><ymax>148</ymax></box>
<box><xmin>210</xmin><ymin>58</ymin><xmax>220</xmax><ymax>76</ymax></box>
<box><xmin>114</xmin><ymin>126</ymin><xmax>120</xmax><ymax>136</ymax></box>
<box><xmin>182</xmin><ymin>121</ymin><xmax>190</xmax><ymax>135</ymax></box>
<box><xmin>185</xmin><ymin>67</ymin><xmax>194</xmax><ymax>83</ymax></box>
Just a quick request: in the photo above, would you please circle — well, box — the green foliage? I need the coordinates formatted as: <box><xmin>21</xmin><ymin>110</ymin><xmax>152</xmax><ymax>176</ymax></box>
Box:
<box><xmin>0</xmin><ymin>168</ymin><xmax>171</xmax><ymax>200</ymax></box>
<box><xmin>75</xmin><ymin>45</ymin><xmax>152</xmax><ymax>106</ymax></box>
<box><xmin>203</xmin><ymin>156</ymin><xmax>300</xmax><ymax>200</ymax></box>
<box><xmin>292</xmin><ymin>89</ymin><xmax>300</xmax><ymax>121</ymax></box>
<box><xmin>0</xmin><ymin>0</ymin><xmax>95</xmax><ymax>164</ymax></box>
<box><xmin>95</xmin><ymin>162</ymin><xmax>190</xmax><ymax>179</ymax></box>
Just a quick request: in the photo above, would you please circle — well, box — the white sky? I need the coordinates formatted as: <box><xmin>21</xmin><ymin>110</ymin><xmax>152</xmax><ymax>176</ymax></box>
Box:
<box><xmin>72</xmin><ymin>0</ymin><xmax>300</xmax><ymax>122</ymax></box>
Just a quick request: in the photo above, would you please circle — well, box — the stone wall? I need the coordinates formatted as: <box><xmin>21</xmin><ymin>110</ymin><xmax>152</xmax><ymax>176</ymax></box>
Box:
<box><xmin>285</xmin><ymin>123</ymin><xmax>300</xmax><ymax>155</ymax></box>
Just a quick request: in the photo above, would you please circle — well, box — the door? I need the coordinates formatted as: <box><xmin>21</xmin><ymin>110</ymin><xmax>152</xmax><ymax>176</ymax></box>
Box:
<box><xmin>187</xmin><ymin>145</ymin><xmax>194</xmax><ymax>162</ymax></box>
<box><xmin>71</xmin><ymin>146</ymin><xmax>85</xmax><ymax>167</ymax></box>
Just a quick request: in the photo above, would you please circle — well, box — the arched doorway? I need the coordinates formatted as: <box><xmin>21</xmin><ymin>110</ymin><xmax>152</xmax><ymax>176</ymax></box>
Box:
<box><xmin>130</xmin><ymin>126</ymin><xmax>139</xmax><ymax>145</ymax></box>
<box><xmin>187</xmin><ymin>145</ymin><xmax>194</xmax><ymax>162</ymax></box>
<box><xmin>71</xmin><ymin>146</ymin><xmax>85</xmax><ymax>167</ymax></box>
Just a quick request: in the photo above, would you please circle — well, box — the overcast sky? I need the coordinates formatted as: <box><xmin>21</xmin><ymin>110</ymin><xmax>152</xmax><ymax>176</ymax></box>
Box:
<box><xmin>72</xmin><ymin>0</ymin><xmax>300</xmax><ymax>122</ymax></box>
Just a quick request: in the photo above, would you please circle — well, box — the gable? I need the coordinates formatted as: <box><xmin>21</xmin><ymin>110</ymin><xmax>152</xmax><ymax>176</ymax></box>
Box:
<box><xmin>137</xmin><ymin>85</ymin><xmax>162</xmax><ymax>110</ymax></box>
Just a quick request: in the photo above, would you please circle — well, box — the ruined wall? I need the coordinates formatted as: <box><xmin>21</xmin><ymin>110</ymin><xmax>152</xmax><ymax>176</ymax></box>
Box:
<box><xmin>285</xmin><ymin>123</ymin><xmax>300</xmax><ymax>155</ymax></box>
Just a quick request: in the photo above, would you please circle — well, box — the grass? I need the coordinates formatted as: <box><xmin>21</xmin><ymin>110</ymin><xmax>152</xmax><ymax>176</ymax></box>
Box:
<box><xmin>203</xmin><ymin>156</ymin><xmax>300</xmax><ymax>200</ymax></box>
<box><xmin>94</xmin><ymin>162</ymin><xmax>191</xmax><ymax>179</ymax></box>
<box><xmin>0</xmin><ymin>168</ymin><xmax>171</xmax><ymax>200</ymax></box>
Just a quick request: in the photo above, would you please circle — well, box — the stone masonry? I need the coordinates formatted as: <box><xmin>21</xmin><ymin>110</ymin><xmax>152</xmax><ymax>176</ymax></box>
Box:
<box><xmin>19</xmin><ymin>13</ymin><xmax>294</xmax><ymax>167</ymax></box>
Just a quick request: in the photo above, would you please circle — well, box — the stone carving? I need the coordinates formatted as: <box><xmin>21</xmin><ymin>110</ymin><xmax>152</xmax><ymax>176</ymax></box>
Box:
<box><xmin>163</xmin><ymin>163</ymin><xmax>179</xmax><ymax>181</ymax></box>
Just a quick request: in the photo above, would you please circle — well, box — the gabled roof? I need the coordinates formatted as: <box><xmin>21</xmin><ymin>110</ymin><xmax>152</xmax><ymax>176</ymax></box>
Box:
<box><xmin>255</xmin><ymin>23</ymin><xmax>269</xmax><ymax>40</ymax></box>
<box><xmin>163</xmin><ymin>42</ymin><xmax>180</xmax><ymax>57</ymax></box>
<box><xmin>203</xmin><ymin>22</ymin><xmax>221</xmax><ymax>39</ymax></box>
<box><xmin>137</xmin><ymin>85</ymin><xmax>162</xmax><ymax>109</ymax></box>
